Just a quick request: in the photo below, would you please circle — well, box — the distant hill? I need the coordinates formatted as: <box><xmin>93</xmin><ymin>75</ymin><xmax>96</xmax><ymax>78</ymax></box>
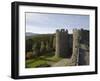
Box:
<box><xmin>26</xmin><ymin>32</ymin><xmax>39</xmax><ymax>39</ymax></box>
<box><xmin>26</xmin><ymin>32</ymin><xmax>55</xmax><ymax>40</ymax></box>
<box><xmin>26</xmin><ymin>32</ymin><xmax>39</xmax><ymax>36</ymax></box>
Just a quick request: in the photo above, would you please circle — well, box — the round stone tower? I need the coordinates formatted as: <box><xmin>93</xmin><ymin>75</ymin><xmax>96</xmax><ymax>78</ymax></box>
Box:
<box><xmin>55</xmin><ymin>29</ymin><xmax>60</xmax><ymax>57</ymax></box>
<box><xmin>71</xmin><ymin>29</ymin><xmax>89</xmax><ymax>65</ymax></box>
<box><xmin>55</xmin><ymin>29</ymin><xmax>69</xmax><ymax>58</ymax></box>
<box><xmin>71</xmin><ymin>29</ymin><xmax>80</xmax><ymax>65</ymax></box>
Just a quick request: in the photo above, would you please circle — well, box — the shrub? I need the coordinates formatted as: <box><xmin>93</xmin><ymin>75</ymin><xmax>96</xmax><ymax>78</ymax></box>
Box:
<box><xmin>26</xmin><ymin>52</ymin><xmax>33</xmax><ymax>59</ymax></box>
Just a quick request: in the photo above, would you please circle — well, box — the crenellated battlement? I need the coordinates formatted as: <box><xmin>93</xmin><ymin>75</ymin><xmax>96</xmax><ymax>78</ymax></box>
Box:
<box><xmin>56</xmin><ymin>29</ymin><xmax>68</xmax><ymax>33</ymax></box>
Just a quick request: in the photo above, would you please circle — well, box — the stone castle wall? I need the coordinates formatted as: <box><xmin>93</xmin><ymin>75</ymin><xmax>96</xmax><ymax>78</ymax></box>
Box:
<box><xmin>78</xmin><ymin>29</ymin><xmax>89</xmax><ymax>65</ymax></box>
<box><xmin>55</xmin><ymin>29</ymin><xmax>89</xmax><ymax>65</ymax></box>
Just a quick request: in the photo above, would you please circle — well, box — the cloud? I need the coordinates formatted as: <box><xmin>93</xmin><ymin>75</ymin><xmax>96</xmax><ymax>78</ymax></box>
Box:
<box><xmin>26</xmin><ymin>12</ymin><xmax>89</xmax><ymax>34</ymax></box>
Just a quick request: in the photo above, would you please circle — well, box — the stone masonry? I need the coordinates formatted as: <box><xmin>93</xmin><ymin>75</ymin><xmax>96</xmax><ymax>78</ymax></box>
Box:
<box><xmin>55</xmin><ymin>29</ymin><xmax>89</xmax><ymax>65</ymax></box>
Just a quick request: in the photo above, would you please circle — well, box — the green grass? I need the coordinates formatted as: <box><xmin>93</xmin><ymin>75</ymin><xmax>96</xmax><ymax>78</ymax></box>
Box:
<box><xmin>26</xmin><ymin>59</ymin><xmax>48</xmax><ymax>68</ymax></box>
<box><xmin>26</xmin><ymin>52</ymin><xmax>62</xmax><ymax>68</ymax></box>
<box><xmin>47</xmin><ymin>56</ymin><xmax>62</xmax><ymax>62</ymax></box>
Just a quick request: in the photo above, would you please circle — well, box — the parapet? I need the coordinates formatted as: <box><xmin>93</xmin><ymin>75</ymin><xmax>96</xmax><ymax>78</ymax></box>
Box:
<box><xmin>56</xmin><ymin>29</ymin><xmax>68</xmax><ymax>33</ymax></box>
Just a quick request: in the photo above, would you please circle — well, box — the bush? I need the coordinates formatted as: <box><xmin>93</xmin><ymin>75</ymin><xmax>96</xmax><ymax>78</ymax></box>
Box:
<box><xmin>26</xmin><ymin>52</ymin><xmax>33</xmax><ymax>59</ymax></box>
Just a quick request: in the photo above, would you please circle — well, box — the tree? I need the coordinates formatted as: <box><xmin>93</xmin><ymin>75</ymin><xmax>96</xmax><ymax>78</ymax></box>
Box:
<box><xmin>40</xmin><ymin>41</ymin><xmax>46</xmax><ymax>53</ymax></box>
<box><xmin>26</xmin><ymin>39</ymin><xmax>33</xmax><ymax>53</ymax></box>
<box><xmin>53</xmin><ymin>36</ymin><xmax>56</xmax><ymax>51</ymax></box>
<box><xmin>46</xmin><ymin>41</ymin><xmax>50</xmax><ymax>51</ymax></box>
<box><xmin>49</xmin><ymin>36</ymin><xmax>53</xmax><ymax>48</ymax></box>
<box><xmin>32</xmin><ymin>43</ymin><xmax>40</xmax><ymax>57</ymax></box>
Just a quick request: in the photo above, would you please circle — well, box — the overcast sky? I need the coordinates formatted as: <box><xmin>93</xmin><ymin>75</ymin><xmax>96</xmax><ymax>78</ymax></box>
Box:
<box><xmin>26</xmin><ymin>12</ymin><xmax>89</xmax><ymax>34</ymax></box>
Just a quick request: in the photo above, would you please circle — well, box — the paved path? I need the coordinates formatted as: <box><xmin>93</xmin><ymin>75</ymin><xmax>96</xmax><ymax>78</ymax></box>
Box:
<box><xmin>52</xmin><ymin>59</ymin><xmax>76</xmax><ymax>67</ymax></box>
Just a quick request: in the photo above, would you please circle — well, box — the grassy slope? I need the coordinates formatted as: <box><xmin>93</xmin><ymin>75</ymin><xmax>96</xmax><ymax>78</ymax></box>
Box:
<box><xmin>25</xmin><ymin>34</ymin><xmax>60</xmax><ymax>68</ymax></box>
<box><xmin>26</xmin><ymin>52</ymin><xmax>62</xmax><ymax>68</ymax></box>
